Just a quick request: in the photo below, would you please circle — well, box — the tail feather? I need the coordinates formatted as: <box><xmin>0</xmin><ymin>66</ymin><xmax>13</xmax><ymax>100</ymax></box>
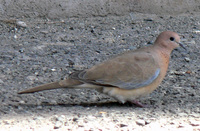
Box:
<box><xmin>18</xmin><ymin>81</ymin><xmax>64</xmax><ymax>94</ymax></box>
<box><xmin>18</xmin><ymin>78</ymin><xmax>82</xmax><ymax>94</ymax></box>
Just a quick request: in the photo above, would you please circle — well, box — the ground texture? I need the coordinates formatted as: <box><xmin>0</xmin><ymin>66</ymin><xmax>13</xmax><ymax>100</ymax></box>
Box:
<box><xmin>0</xmin><ymin>13</ymin><xmax>200</xmax><ymax>130</ymax></box>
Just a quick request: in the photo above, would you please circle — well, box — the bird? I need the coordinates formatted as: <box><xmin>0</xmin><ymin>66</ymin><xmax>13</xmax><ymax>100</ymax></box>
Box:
<box><xmin>18</xmin><ymin>31</ymin><xmax>185</xmax><ymax>107</ymax></box>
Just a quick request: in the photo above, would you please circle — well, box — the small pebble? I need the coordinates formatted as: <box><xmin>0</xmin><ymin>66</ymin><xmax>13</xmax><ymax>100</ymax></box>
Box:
<box><xmin>16</xmin><ymin>21</ymin><xmax>27</xmax><ymax>27</ymax></box>
<box><xmin>186</xmin><ymin>70</ymin><xmax>192</xmax><ymax>74</ymax></box>
<box><xmin>144</xmin><ymin>18</ymin><xmax>153</xmax><ymax>21</ymax></box>
<box><xmin>40</xmin><ymin>30</ymin><xmax>49</xmax><ymax>34</ymax></box>
<box><xmin>136</xmin><ymin>119</ymin><xmax>146</xmax><ymax>126</ymax></box>
<box><xmin>54</xmin><ymin>121</ymin><xmax>63</xmax><ymax>129</ymax></box>
<box><xmin>174</xmin><ymin>71</ymin><xmax>185</xmax><ymax>75</ymax></box>
<box><xmin>178</xmin><ymin>123</ymin><xmax>185</xmax><ymax>128</ymax></box>
<box><xmin>51</xmin><ymin>68</ymin><xmax>56</xmax><ymax>71</ymax></box>
<box><xmin>34</xmin><ymin>72</ymin><xmax>39</xmax><ymax>75</ymax></box>
<box><xmin>14</xmin><ymin>35</ymin><xmax>18</xmax><ymax>39</ymax></box>
<box><xmin>145</xmin><ymin>119</ymin><xmax>151</xmax><ymax>124</ymax></box>
<box><xmin>147</xmin><ymin>41</ymin><xmax>153</xmax><ymax>45</ymax></box>
<box><xmin>119</xmin><ymin>124</ymin><xmax>128</xmax><ymax>127</ymax></box>
<box><xmin>19</xmin><ymin>49</ymin><xmax>24</xmax><ymax>53</ymax></box>
<box><xmin>73</xmin><ymin>118</ymin><xmax>78</xmax><ymax>122</ymax></box>
<box><xmin>193</xmin><ymin>30</ymin><xmax>200</xmax><ymax>33</ymax></box>
<box><xmin>184</xmin><ymin>57</ymin><xmax>190</xmax><ymax>62</ymax></box>
<box><xmin>19</xmin><ymin>100</ymin><xmax>25</xmax><ymax>104</ymax></box>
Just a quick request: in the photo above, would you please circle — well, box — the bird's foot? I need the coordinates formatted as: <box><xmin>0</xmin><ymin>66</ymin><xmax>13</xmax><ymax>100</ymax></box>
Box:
<box><xmin>131</xmin><ymin>100</ymin><xmax>149</xmax><ymax>108</ymax></box>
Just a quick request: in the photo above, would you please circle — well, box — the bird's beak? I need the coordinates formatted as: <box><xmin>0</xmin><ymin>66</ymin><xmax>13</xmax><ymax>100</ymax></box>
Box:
<box><xmin>176</xmin><ymin>42</ymin><xmax>187</xmax><ymax>50</ymax></box>
<box><xmin>178</xmin><ymin>42</ymin><xmax>187</xmax><ymax>50</ymax></box>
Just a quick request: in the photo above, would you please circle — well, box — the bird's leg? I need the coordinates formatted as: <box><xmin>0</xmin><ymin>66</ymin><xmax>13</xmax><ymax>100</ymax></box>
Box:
<box><xmin>131</xmin><ymin>100</ymin><xmax>148</xmax><ymax>108</ymax></box>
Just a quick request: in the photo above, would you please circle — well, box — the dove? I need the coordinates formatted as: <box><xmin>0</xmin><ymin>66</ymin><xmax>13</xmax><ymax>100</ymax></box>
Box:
<box><xmin>18</xmin><ymin>31</ymin><xmax>185</xmax><ymax>107</ymax></box>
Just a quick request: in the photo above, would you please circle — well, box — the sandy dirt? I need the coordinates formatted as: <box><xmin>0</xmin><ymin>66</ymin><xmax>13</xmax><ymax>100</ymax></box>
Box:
<box><xmin>0</xmin><ymin>13</ymin><xmax>199</xmax><ymax>130</ymax></box>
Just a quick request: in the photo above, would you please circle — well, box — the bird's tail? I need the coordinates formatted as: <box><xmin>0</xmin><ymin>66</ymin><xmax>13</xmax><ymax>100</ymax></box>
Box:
<box><xmin>18</xmin><ymin>78</ymin><xmax>82</xmax><ymax>94</ymax></box>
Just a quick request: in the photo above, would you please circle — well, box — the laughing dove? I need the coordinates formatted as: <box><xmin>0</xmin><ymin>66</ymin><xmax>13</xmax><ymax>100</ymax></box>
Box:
<box><xmin>18</xmin><ymin>31</ymin><xmax>185</xmax><ymax>107</ymax></box>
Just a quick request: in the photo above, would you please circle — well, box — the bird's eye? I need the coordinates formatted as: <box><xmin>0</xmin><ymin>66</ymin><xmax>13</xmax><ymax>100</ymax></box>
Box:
<box><xmin>170</xmin><ymin>37</ymin><xmax>175</xmax><ymax>41</ymax></box>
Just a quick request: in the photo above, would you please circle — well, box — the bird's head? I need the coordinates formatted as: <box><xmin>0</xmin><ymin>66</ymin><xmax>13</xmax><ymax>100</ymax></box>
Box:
<box><xmin>154</xmin><ymin>31</ymin><xmax>186</xmax><ymax>51</ymax></box>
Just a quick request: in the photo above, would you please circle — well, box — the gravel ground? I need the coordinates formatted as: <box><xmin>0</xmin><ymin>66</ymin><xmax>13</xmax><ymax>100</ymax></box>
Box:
<box><xmin>0</xmin><ymin>13</ymin><xmax>199</xmax><ymax>130</ymax></box>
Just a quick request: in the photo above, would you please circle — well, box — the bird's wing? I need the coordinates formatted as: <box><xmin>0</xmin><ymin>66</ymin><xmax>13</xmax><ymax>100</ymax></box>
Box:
<box><xmin>70</xmin><ymin>51</ymin><xmax>160</xmax><ymax>90</ymax></box>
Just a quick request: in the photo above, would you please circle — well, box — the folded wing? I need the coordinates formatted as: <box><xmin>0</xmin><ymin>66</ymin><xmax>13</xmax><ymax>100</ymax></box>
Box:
<box><xmin>70</xmin><ymin>51</ymin><xmax>160</xmax><ymax>90</ymax></box>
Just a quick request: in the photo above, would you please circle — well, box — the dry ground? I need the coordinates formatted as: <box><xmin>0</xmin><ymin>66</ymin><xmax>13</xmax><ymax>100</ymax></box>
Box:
<box><xmin>0</xmin><ymin>13</ymin><xmax>199</xmax><ymax>130</ymax></box>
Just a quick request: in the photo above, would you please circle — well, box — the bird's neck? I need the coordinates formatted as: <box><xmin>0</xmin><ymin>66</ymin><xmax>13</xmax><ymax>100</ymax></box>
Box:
<box><xmin>153</xmin><ymin>45</ymin><xmax>172</xmax><ymax>60</ymax></box>
<box><xmin>153</xmin><ymin>45</ymin><xmax>171</xmax><ymax>76</ymax></box>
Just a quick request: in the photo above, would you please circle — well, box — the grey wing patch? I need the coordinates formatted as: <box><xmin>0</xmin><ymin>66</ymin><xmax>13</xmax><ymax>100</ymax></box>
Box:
<box><xmin>97</xmin><ymin>68</ymin><xmax>160</xmax><ymax>90</ymax></box>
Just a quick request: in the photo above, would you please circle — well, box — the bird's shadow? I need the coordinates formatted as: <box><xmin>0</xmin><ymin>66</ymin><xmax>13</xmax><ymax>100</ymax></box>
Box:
<box><xmin>18</xmin><ymin>101</ymin><xmax>143</xmax><ymax>108</ymax></box>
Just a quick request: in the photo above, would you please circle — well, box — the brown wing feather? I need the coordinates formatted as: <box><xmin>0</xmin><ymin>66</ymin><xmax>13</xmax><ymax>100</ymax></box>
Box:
<box><xmin>70</xmin><ymin>48</ymin><xmax>160</xmax><ymax>89</ymax></box>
